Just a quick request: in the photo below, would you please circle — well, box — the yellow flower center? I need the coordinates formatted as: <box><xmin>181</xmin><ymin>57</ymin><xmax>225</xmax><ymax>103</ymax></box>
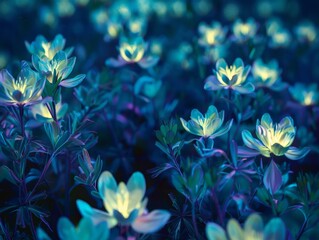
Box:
<box><xmin>303</xmin><ymin>92</ymin><xmax>314</xmax><ymax>105</ymax></box>
<box><xmin>240</xmin><ymin>24</ymin><xmax>251</xmax><ymax>35</ymax></box>
<box><xmin>219</xmin><ymin>65</ymin><xmax>243</xmax><ymax>81</ymax></box>
<box><xmin>12</xmin><ymin>77</ymin><xmax>27</xmax><ymax>94</ymax></box>
<box><xmin>41</xmin><ymin>42</ymin><xmax>55</xmax><ymax>60</ymax></box>
<box><xmin>119</xmin><ymin>43</ymin><xmax>145</xmax><ymax>63</ymax></box>
<box><xmin>205</xmin><ymin>29</ymin><xmax>219</xmax><ymax>45</ymax></box>
<box><xmin>254</xmin><ymin>66</ymin><xmax>277</xmax><ymax>82</ymax></box>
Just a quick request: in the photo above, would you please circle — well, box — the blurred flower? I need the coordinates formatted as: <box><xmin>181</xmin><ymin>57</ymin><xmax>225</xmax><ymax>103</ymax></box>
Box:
<box><xmin>202</xmin><ymin>44</ymin><xmax>228</xmax><ymax>63</ymax></box>
<box><xmin>251</xmin><ymin>59</ymin><xmax>287</xmax><ymax>91</ymax></box>
<box><xmin>57</xmin><ymin>217</ymin><xmax>109</xmax><ymax>240</ymax></box>
<box><xmin>77</xmin><ymin>171</ymin><xmax>171</xmax><ymax>234</ymax></box>
<box><xmin>90</xmin><ymin>7</ymin><xmax>109</xmax><ymax>33</ymax></box>
<box><xmin>232</xmin><ymin>18</ymin><xmax>258</xmax><ymax>42</ymax></box>
<box><xmin>31</xmin><ymin>100</ymin><xmax>68</xmax><ymax>122</ymax></box>
<box><xmin>295</xmin><ymin>21</ymin><xmax>317</xmax><ymax>43</ymax></box>
<box><xmin>119</xmin><ymin>36</ymin><xmax>145</xmax><ymax>63</ymax></box>
<box><xmin>180</xmin><ymin>105</ymin><xmax>233</xmax><ymax>138</ymax></box>
<box><xmin>266</xmin><ymin>18</ymin><xmax>284</xmax><ymax>36</ymax></box>
<box><xmin>0</xmin><ymin>62</ymin><xmax>45</xmax><ymax>106</ymax></box>
<box><xmin>269</xmin><ymin>28</ymin><xmax>291</xmax><ymax>48</ymax></box>
<box><xmin>134</xmin><ymin>76</ymin><xmax>162</xmax><ymax>100</ymax></box>
<box><xmin>26</xmin><ymin>34</ymin><xmax>68</xmax><ymax>61</ymax></box>
<box><xmin>106</xmin><ymin>36</ymin><xmax>159</xmax><ymax>68</ymax></box>
<box><xmin>204</xmin><ymin>58</ymin><xmax>254</xmax><ymax>94</ymax></box>
<box><xmin>169</xmin><ymin>42</ymin><xmax>194</xmax><ymax>70</ymax></box>
<box><xmin>240</xmin><ymin>113</ymin><xmax>310</xmax><ymax>160</ymax></box>
<box><xmin>127</xmin><ymin>17</ymin><xmax>147</xmax><ymax>35</ymax></box>
<box><xmin>55</xmin><ymin>0</ymin><xmax>75</xmax><ymax>17</ymax></box>
<box><xmin>206</xmin><ymin>213</ymin><xmax>286</xmax><ymax>240</ymax></box>
<box><xmin>198</xmin><ymin>21</ymin><xmax>227</xmax><ymax>46</ymax></box>
<box><xmin>289</xmin><ymin>83</ymin><xmax>319</xmax><ymax>106</ymax></box>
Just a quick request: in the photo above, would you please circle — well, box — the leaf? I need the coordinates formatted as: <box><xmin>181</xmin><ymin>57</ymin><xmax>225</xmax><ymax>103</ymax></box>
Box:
<box><xmin>59</xmin><ymin>74</ymin><xmax>86</xmax><ymax>88</ymax></box>
<box><xmin>263</xmin><ymin>160</ymin><xmax>282</xmax><ymax>195</ymax></box>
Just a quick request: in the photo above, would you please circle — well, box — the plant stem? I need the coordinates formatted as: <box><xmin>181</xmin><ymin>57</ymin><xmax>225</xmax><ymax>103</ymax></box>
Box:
<box><xmin>296</xmin><ymin>217</ymin><xmax>308</xmax><ymax>240</ymax></box>
<box><xmin>19</xmin><ymin>104</ymin><xmax>25</xmax><ymax>137</ymax></box>
<box><xmin>26</xmin><ymin>153</ymin><xmax>56</xmax><ymax>202</ymax></box>
<box><xmin>211</xmin><ymin>187</ymin><xmax>224</xmax><ymax>226</ymax></box>
<box><xmin>191</xmin><ymin>200</ymin><xmax>200</xmax><ymax>239</ymax></box>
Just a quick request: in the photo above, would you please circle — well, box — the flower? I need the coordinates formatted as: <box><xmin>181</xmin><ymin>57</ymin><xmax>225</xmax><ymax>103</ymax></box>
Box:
<box><xmin>180</xmin><ymin>105</ymin><xmax>233</xmax><ymax>138</ymax></box>
<box><xmin>25</xmin><ymin>34</ymin><xmax>70</xmax><ymax>61</ymax></box>
<box><xmin>289</xmin><ymin>83</ymin><xmax>319</xmax><ymax>106</ymax></box>
<box><xmin>269</xmin><ymin>28</ymin><xmax>291</xmax><ymax>48</ymax></box>
<box><xmin>27</xmin><ymin>34</ymin><xmax>85</xmax><ymax>89</ymax></box>
<box><xmin>76</xmin><ymin>171</ymin><xmax>171</xmax><ymax>234</ymax></box>
<box><xmin>119</xmin><ymin>36</ymin><xmax>146</xmax><ymax>63</ymax></box>
<box><xmin>232</xmin><ymin>18</ymin><xmax>258</xmax><ymax>42</ymax></box>
<box><xmin>57</xmin><ymin>217</ymin><xmax>109</xmax><ymax>240</ymax></box>
<box><xmin>0</xmin><ymin>62</ymin><xmax>45</xmax><ymax>106</ymax></box>
<box><xmin>31</xmin><ymin>100</ymin><xmax>68</xmax><ymax>122</ymax></box>
<box><xmin>206</xmin><ymin>213</ymin><xmax>286</xmax><ymax>240</ymax></box>
<box><xmin>32</xmin><ymin>50</ymin><xmax>85</xmax><ymax>88</ymax></box>
<box><xmin>198</xmin><ymin>21</ymin><xmax>227</xmax><ymax>46</ymax></box>
<box><xmin>294</xmin><ymin>21</ymin><xmax>317</xmax><ymax>43</ymax></box>
<box><xmin>239</xmin><ymin>113</ymin><xmax>310</xmax><ymax>160</ymax></box>
<box><xmin>251</xmin><ymin>59</ymin><xmax>286</xmax><ymax>91</ymax></box>
<box><xmin>106</xmin><ymin>36</ymin><xmax>159</xmax><ymax>68</ymax></box>
<box><xmin>204</xmin><ymin>58</ymin><xmax>254</xmax><ymax>94</ymax></box>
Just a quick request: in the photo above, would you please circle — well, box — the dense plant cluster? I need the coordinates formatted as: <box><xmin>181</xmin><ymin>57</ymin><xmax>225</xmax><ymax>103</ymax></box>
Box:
<box><xmin>0</xmin><ymin>0</ymin><xmax>319</xmax><ymax>239</ymax></box>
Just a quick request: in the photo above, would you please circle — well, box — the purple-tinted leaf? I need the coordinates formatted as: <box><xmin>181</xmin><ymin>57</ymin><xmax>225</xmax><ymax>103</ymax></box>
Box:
<box><xmin>263</xmin><ymin>160</ymin><xmax>282</xmax><ymax>195</ymax></box>
<box><xmin>238</xmin><ymin>146</ymin><xmax>260</xmax><ymax>158</ymax></box>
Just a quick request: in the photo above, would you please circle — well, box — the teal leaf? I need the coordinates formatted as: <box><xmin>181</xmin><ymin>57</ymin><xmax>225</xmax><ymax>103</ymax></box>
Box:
<box><xmin>59</xmin><ymin>74</ymin><xmax>85</xmax><ymax>88</ymax></box>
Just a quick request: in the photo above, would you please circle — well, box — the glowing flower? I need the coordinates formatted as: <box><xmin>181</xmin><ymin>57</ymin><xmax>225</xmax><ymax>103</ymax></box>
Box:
<box><xmin>32</xmin><ymin>50</ymin><xmax>85</xmax><ymax>88</ymax></box>
<box><xmin>198</xmin><ymin>21</ymin><xmax>227</xmax><ymax>46</ymax></box>
<box><xmin>31</xmin><ymin>100</ymin><xmax>68</xmax><ymax>122</ymax></box>
<box><xmin>25</xmin><ymin>34</ymin><xmax>70</xmax><ymax>61</ymax></box>
<box><xmin>0</xmin><ymin>62</ymin><xmax>45</xmax><ymax>106</ymax></box>
<box><xmin>119</xmin><ymin>36</ymin><xmax>145</xmax><ymax>63</ymax></box>
<box><xmin>180</xmin><ymin>105</ymin><xmax>233</xmax><ymax>138</ymax></box>
<box><xmin>240</xmin><ymin>113</ymin><xmax>310</xmax><ymax>160</ymax></box>
<box><xmin>232</xmin><ymin>18</ymin><xmax>258</xmax><ymax>42</ymax></box>
<box><xmin>26</xmin><ymin>34</ymin><xmax>85</xmax><ymax>88</ymax></box>
<box><xmin>77</xmin><ymin>171</ymin><xmax>171</xmax><ymax>234</ymax></box>
<box><xmin>57</xmin><ymin>217</ymin><xmax>109</xmax><ymax>240</ymax></box>
<box><xmin>251</xmin><ymin>59</ymin><xmax>286</xmax><ymax>91</ymax></box>
<box><xmin>106</xmin><ymin>36</ymin><xmax>159</xmax><ymax>68</ymax></box>
<box><xmin>269</xmin><ymin>28</ymin><xmax>291</xmax><ymax>48</ymax></box>
<box><xmin>295</xmin><ymin>21</ymin><xmax>317</xmax><ymax>43</ymax></box>
<box><xmin>204</xmin><ymin>58</ymin><xmax>254</xmax><ymax>94</ymax></box>
<box><xmin>206</xmin><ymin>213</ymin><xmax>286</xmax><ymax>240</ymax></box>
<box><xmin>289</xmin><ymin>83</ymin><xmax>319</xmax><ymax>106</ymax></box>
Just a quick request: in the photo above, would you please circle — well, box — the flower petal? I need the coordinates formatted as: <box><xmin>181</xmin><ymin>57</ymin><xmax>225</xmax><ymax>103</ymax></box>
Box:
<box><xmin>284</xmin><ymin>147</ymin><xmax>311</xmax><ymax>160</ymax></box>
<box><xmin>98</xmin><ymin>171</ymin><xmax>118</xmax><ymax>199</ymax></box>
<box><xmin>242</xmin><ymin>130</ymin><xmax>270</xmax><ymax>157</ymax></box>
<box><xmin>131</xmin><ymin>210</ymin><xmax>171</xmax><ymax>234</ymax></box>
<box><xmin>204</xmin><ymin>75</ymin><xmax>225</xmax><ymax>91</ymax></box>
<box><xmin>206</xmin><ymin>222</ymin><xmax>227</xmax><ymax>240</ymax></box>
<box><xmin>76</xmin><ymin>200</ymin><xmax>117</xmax><ymax>228</ymax></box>
<box><xmin>57</xmin><ymin>217</ymin><xmax>77</xmax><ymax>240</ymax></box>
<box><xmin>227</xmin><ymin>219</ymin><xmax>244</xmax><ymax>240</ymax></box>
<box><xmin>232</xmin><ymin>82</ymin><xmax>255</xmax><ymax>94</ymax></box>
<box><xmin>244</xmin><ymin>213</ymin><xmax>264</xmax><ymax>237</ymax></box>
<box><xmin>264</xmin><ymin>218</ymin><xmax>286</xmax><ymax>240</ymax></box>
